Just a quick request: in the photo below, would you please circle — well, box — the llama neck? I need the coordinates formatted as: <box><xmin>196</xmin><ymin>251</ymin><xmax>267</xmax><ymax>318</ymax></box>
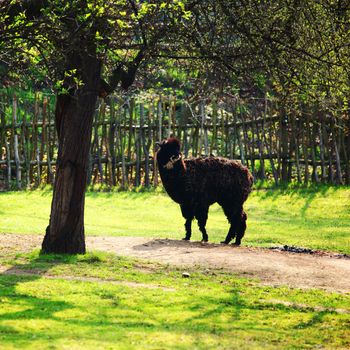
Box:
<box><xmin>159</xmin><ymin>160</ymin><xmax>187</xmax><ymax>203</ymax></box>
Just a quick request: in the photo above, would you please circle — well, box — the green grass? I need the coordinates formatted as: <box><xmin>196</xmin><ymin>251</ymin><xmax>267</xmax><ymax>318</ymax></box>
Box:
<box><xmin>0</xmin><ymin>187</ymin><xmax>349</xmax><ymax>349</ymax></box>
<box><xmin>0</xmin><ymin>251</ymin><xmax>349</xmax><ymax>349</ymax></box>
<box><xmin>0</xmin><ymin>186</ymin><xmax>349</xmax><ymax>253</ymax></box>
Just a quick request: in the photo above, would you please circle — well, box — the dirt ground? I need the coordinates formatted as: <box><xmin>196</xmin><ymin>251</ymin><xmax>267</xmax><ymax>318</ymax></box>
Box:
<box><xmin>0</xmin><ymin>233</ymin><xmax>349</xmax><ymax>293</ymax></box>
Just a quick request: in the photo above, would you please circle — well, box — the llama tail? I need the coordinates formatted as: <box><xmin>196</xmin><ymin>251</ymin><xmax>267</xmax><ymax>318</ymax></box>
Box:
<box><xmin>246</xmin><ymin>169</ymin><xmax>254</xmax><ymax>192</ymax></box>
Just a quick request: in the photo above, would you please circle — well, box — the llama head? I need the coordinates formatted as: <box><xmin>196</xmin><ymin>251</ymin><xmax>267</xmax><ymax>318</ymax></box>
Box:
<box><xmin>156</xmin><ymin>138</ymin><xmax>182</xmax><ymax>169</ymax></box>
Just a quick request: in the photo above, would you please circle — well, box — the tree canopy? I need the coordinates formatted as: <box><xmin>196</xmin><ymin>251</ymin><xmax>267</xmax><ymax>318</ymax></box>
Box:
<box><xmin>2</xmin><ymin>0</ymin><xmax>350</xmax><ymax>103</ymax></box>
<box><xmin>1</xmin><ymin>0</ymin><xmax>350</xmax><ymax>253</ymax></box>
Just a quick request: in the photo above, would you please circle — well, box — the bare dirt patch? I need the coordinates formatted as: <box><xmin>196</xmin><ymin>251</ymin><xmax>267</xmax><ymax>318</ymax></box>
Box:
<box><xmin>0</xmin><ymin>233</ymin><xmax>349</xmax><ymax>293</ymax></box>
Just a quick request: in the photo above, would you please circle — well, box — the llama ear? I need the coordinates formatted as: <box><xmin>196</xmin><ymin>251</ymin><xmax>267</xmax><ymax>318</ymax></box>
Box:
<box><xmin>159</xmin><ymin>140</ymin><xmax>168</xmax><ymax>146</ymax></box>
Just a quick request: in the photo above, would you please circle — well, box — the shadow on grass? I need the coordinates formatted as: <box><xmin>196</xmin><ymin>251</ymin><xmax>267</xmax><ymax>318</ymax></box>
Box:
<box><xmin>0</xmin><ymin>256</ymin><xmax>73</xmax><ymax>345</ymax></box>
<box><xmin>300</xmin><ymin>191</ymin><xmax>317</xmax><ymax>218</ymax></box>
<box><xmin>0</xmin><ymin>251</ymin><xmax>123</xmax><ymax>345</ymax></box>
<box><xmin>293</xmin><ymin>311</ymin><xmax>328</xmax><ymax>329</ymax></box>
<box><xmin>86</xmin><ymin>189</ymin><xmax>163</xmax><ymax>200</ymax></box>
<box><xmin>252</xmin><ymin>184</ymin><xmax>345</xmax><ymax>221</ymax></box>
<box><xmin>0</xmin><ymin>262</ymin><xmax>249</xmax><ymax>346</ymax></box>
<box><xmin>254</xmin><ymin>183</ymin><xmax>339</xmax><ymax>200</ymax></box>
<box><xmin>0</xmin><ymin>252</ymin><xmax>344</xmax><ymax>348</ymax></box>
<box><xmin>0</xmin><ymin>275</ymin><xmax>71</xmax><ymax>321</ymax></box>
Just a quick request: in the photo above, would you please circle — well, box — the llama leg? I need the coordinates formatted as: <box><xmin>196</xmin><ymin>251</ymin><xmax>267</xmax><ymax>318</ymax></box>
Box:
<box><xmin>233</xmin><ymin>211</ymin><xmax>247</xmax><ymax>246</ymax></box>
<box><xmin>183</xmin><ymin>218</ymin><xmax>192</xmax><ymax>240</ymax></box>
<box><xmin>221</xmin><ymin>226</ymin><xmax>235</xmax><ymax>244</ymax></box>
<box><xmin>220</xmin><ymin>204</ymin><xmax>236</xmax><ymax>244</ymax></box>
<box><xmin>180</xmin><ymin>204</ymin><xmax>194</xmax><ymax>240</ymax></box>
<box><xmin>195</xmin><ymin>206</ymin><xmax>209</xmax><ymax>242</ymax></box>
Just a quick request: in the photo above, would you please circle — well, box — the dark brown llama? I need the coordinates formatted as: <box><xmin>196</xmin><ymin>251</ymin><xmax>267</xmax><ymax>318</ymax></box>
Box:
<box><xmin>156</xmin><ymin>138</ymin><xmax>253</xmax><ymax>245</ymax></box>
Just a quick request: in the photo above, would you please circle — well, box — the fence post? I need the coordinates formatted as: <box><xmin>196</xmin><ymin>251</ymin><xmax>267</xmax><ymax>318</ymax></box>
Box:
<box><xmin>310</xmin><ymin>121</ymin><xmax>319</xmax><ymax>183</ymax></box>
<box><xmin>263</xmin><ymin>96</ymin><xmax>278</xmax><ymax>185</ymax></box>
<box><xmin>291</xmin><ymin>115</ymin><xmax>302</xmax><ymax>183</ymax></box>
<box><xmin>5</xmin><ymin>138</ymin><xmax>11</xmax><ymax>189</ymax></box>
<box><xmin>280</xmin><ymin>109</ymin><xmax>289</xmax><ymax>183</ymax></box>
<box><xmin>31</xmin><ymin>93</ymin><xmax>39</xmax><ymax>182</ymax></box>
<box><xmin>199</xmin><ymin>100</ymin><xmax>208</xmax><ymax>156</ymax></box>
<box><xmin>331</xmin><ymin>115</ymin><xmax>343</xmax><ymax>184</ymax></box>
<box><xmin>236</xmin><ymin>102</ymin><xmax>245</xmax><ymax>165</ymax></box>
<box><xmin>20</xmin><ymin>110</ymin><xmax>30</xmax><ymax>187</ymax></box>
<box><xmin>346</xmin><ymin>107</ymin><xmax>350</xmax><ymax>184</ymax></box>
<box><xmin>157</xmin><ymin>98</ymin><xmax>162</xmax><ymax>142</ymax></box>
<box><xmin>256</xmin><ymin>109</ymin><xmax>265</xmax><ymax>180</ymax></box>
<box><xmin>0</xmin><ymin>95</ymin><xmax>5</xmax><ymax>161</ymax></box>
<box><xmin>40</xmin><ymin>97</ymin><xmax>47</xmax><ymax>184</ymax></box>
<box><xmin>2</xmin><ymin>93</ymin><xmax>349</xmax><ymax>189</ymax></box>
<box><xmin>45</xmin><ymin>97</ymin><xmax>53</xmax><ymax>184</ymax></box>
<box><xmin>109</xmin><ymin>97</ymin><xmax>117</xmax><ymax>186</ymax></box>
<box><xmin>302</xmin><ymin>118</ymin><xmax>310</xmax><ymax>184</ymax></box>
<box><xmin>149</xmin><ymin>100</ymin><xmax>158</xmax><ymax>187</ymax></box>
<box><xmin>12</xmin><ymin>95</ymin><xmax>21</xmax><ymax>189</ymax></box>
<box><xmin>121</xmin><ymin>103</ymin><xmax>128</xmax><ymax>189</ymax></box>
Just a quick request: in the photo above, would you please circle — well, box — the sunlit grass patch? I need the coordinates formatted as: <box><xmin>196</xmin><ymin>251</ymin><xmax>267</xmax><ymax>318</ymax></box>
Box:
<box><xmin>0</xmin><ymin>185</ymin><xmax>349</xmax><ymax>253</ymax></box>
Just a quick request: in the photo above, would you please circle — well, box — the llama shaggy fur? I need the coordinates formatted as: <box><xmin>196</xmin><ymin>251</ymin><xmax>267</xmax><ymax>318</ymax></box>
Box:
<box><xmin>156</xmin><ymin>138</ymin><xmax>253</xmax><ymax>245</ymax></box>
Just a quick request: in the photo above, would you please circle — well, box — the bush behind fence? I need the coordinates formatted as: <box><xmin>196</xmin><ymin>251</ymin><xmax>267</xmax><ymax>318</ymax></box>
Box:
<box><xmin>0</xmin><ymin>93</ymin><xmax>349</xmax><ymax>190</ymax></box>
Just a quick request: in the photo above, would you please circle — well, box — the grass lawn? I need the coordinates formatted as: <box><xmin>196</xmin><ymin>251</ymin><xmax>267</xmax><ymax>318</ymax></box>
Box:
<box><xmin>0</xmin><ymin>186</ymin><xmax>349</xmax><ymax>253</ymax></box>
<box><xmin>0</xmin><ymin>187</ymin><xmax>349</xmax><ymax>349</ymax></box>
<box><xmin>0</xmin><ymin>251</ymin><xmax>349</xmax><ymax>350</ymax></box>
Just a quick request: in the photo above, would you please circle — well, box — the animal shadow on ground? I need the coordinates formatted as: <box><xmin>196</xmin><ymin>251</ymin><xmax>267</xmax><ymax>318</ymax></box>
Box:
<box><xmin>132</xmin><ymin>238</ymin><xmax>235</xmax><ymax>251</ymax></box>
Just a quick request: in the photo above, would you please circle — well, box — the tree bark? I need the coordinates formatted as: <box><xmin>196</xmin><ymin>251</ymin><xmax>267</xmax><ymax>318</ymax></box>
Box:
<box><xmin>42</xmin><ymin>54</ymin><xmax>101</xmax><ymax>254</ymax></box>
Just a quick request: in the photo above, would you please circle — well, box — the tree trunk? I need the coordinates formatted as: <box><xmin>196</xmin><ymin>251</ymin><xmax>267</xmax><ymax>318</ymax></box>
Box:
<box><xmin>42</xmin><ymin>55</ymin><xmax>101</xmax><ymax>254</ymax></box>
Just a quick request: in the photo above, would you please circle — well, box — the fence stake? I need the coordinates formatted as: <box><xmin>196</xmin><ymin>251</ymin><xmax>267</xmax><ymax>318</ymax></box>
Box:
<box><xmin>12</xmin><ymin>96</ymin><xmax>21</xmax><ymax>189</ymax></box>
